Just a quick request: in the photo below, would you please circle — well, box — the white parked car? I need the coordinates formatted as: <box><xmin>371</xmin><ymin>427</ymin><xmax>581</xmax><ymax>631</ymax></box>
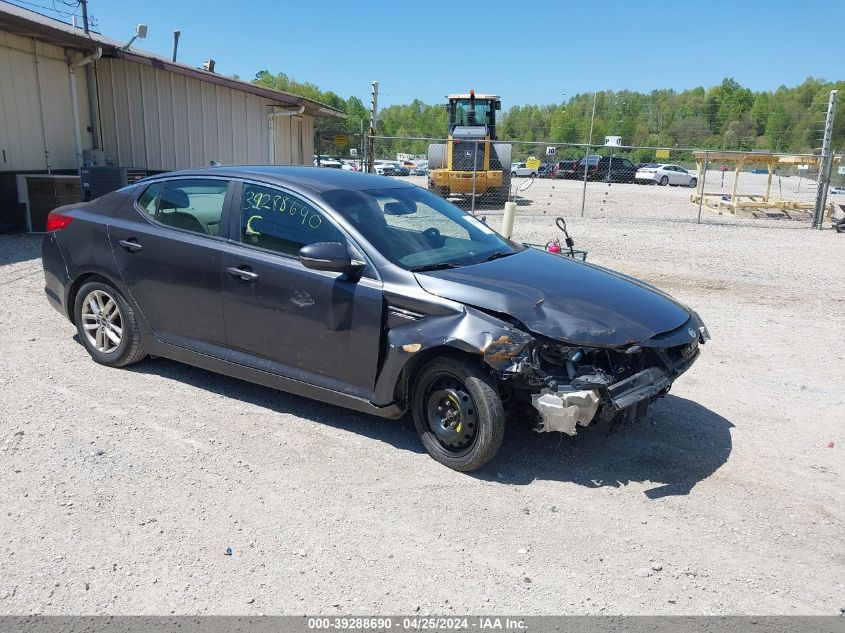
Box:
<box><xmin>510</xmin><ymin>162</ymin><xmax>538</xmax><ymax>178</ymax></box>
<box><xmin>635</xmin><ymin>163</ymin><xmax>697</xmax><ymax>187</ymax></box>
<box><xmin>314</xmin><ymin>157</ymin><xmax>343</xmax><ymax>169</ymax></box>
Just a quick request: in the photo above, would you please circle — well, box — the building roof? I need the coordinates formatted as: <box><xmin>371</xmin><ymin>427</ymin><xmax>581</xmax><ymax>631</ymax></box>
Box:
<box><xmin>0</xmin><ymin>1</ymin><xmax>345</xmax><ymax>119</ymax></box>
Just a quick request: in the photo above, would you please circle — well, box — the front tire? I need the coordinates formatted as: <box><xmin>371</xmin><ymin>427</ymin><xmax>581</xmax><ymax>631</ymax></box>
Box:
<box><xmin>689</xmin><ymin>177</ymin><xmax>698</xmax><ymax>188</ymax></box>
<box><xmin>74</xmin><ymin>281</ymin><xmax>146</xmax><ymax>367</ymax></box>
<box><xmin>411</xmin><ymin>356</ymin><xmax>505</xmax><ymax>472</ymax></box>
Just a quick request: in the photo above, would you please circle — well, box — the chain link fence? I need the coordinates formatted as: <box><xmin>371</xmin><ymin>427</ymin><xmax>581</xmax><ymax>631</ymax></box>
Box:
<box><xmin>355</xmin><ymin>136</ymin><xmax>841</xmax><ymax>232</ymax></box>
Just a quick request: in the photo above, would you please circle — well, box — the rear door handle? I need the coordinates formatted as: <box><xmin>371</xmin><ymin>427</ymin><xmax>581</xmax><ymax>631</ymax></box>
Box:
<box><xmin>226</xmin><ymin>266</ymin><xmax>259</xmax><ymax>282</ymax></box>
<box><xmin>117</xmin><ymin>238</ymin><xmax>143</xmax><ymax>253</ymax></box>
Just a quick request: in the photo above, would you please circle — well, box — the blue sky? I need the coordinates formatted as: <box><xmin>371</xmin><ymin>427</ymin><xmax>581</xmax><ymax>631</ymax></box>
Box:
<box><xmin>28</xmin><ymin>0</ymin><xmax>844</xmax><ymax>107</ymax></box>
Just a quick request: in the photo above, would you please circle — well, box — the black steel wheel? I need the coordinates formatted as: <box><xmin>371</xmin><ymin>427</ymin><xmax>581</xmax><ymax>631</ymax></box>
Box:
<box><xmin>411</xmin><ymin>356</ymin><xmax>504</xmax><ymax>472</ymax></box>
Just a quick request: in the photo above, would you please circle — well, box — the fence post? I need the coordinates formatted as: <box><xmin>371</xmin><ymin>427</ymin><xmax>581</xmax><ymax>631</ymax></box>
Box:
<box><xmin>580</xmin><ymin>145</ymin><xmax>591</xmax><ymax>217</ymax></box>
<box><xmin>470</xmin><ymin>139</ymin><xmax>479</xmax><ymax>216</ymax></box>
<box><xmin>813</xmin><ymin>89</ymin><xmax>838</xmax><ymax>229</ymax></box>
<box><xmin>697</xmin><ymin>151</ymin><xmax>709</xmax><ymax>224</ymax></box>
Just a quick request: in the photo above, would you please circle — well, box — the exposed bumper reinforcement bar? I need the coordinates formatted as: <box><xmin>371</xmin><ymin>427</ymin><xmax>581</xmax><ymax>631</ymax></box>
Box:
<box><xmin>606</xmin><ymin>366</ymin><xmax>673</xmax><ymax>411</ymax></box>
<box><xmin>532</xmin><ymin>366</ymin><xmax>675</xmax><ymax>434</ymax></box>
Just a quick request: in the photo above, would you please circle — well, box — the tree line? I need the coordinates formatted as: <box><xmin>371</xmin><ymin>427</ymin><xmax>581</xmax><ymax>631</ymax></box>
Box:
<box><xmin>253</xmin><ymin>72</ymin><xmax>844</xmax><ymax>161</ymax></box>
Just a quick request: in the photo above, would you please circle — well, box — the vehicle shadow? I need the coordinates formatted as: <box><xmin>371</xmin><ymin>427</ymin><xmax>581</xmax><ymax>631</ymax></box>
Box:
<box><xmin>114</xmin><ymin>350</ymin><xmax>731</xmax><ymax>494</ymax></box>
<box><xmin>121</xmin><ymin>355</ymin><xmax>425</xmax><ymax>456</ymax></box>
<box><xmin>473</xmin><ymin>394</ymin><xmax>733</xmax><ymax>497</ymax></box>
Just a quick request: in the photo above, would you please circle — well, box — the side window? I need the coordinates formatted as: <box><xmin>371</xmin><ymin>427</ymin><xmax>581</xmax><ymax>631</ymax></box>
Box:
<box><xmin>240</xmin><ymin>183</ymin><xmax>347</xmax><ymax>257</ymax></box>
<box><xmin>156</xmin><ymin>179</ymin><xmax>228</xmax><ymax>236</ymax></box>
<box><xmin>136</xmin><ymin>182</ymin><xmax>161</xmax><ymax>217</ymax></box>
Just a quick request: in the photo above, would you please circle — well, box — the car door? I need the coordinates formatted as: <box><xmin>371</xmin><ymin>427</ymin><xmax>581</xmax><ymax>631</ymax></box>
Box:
<box><xmin>108</xmin><ymin>177</ymin><xmax>233</xmax><ymax>356</ymax></box>
<box><xmin>220</xmin><ymin>180</ymin><xmax>384</xmax><ymax>398</ymax></box>
<box><xmin>667</xmin><ymin>166</ymin><xmax>682</xmax><ymax>185</ymax></box>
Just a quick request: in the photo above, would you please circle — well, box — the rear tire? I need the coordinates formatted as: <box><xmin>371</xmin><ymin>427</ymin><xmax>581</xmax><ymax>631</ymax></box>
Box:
<box><xmin>74</xmin><ymin>281</ymin><xmax>146</xmax><ymax>368</ymax></box>
<box><xmin>411</xmin><ymin>356</ymin><xmax>505</xmax><ymax>472</ymax></box>
<box><xmin>659</xmin><ymin>176</ymin><xmax>669</xmax><ymax>186</ymax></box>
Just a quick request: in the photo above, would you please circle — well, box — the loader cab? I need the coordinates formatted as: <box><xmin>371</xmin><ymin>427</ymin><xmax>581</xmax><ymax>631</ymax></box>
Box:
<box><xmin>448</xmin><ymin>92</ymin><xmax>501</xmax><ymax>140</ymax></box>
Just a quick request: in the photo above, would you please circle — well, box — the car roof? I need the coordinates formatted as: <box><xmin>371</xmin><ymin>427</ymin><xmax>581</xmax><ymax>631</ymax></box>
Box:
<box><xmin>137</xmin><ymin>165</ymin><xmax>414</xmax><ymax>194</ymax></box>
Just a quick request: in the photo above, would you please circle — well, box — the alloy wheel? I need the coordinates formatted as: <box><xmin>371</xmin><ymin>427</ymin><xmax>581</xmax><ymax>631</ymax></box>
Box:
<box><xmin>80</xmin><ymin>289</ymin><xmax>123</xmax><ymax>354</ymax></box>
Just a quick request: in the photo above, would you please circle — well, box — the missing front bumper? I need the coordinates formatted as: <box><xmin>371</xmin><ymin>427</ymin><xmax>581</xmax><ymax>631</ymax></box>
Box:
<box><xmin>531</xmin><ymin>365</ymin><xmax>675</xmax><ymax>434</ymax></box>
<box><xmin>531</xmin><ymin>389</ymin><xmax>601</xmax><ymax>435</ymax></box>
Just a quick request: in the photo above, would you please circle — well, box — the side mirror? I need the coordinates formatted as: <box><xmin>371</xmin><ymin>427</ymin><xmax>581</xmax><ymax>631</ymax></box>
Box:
<box><xmin>299</xmin><ymin>242</ymin><xmax>362</xmax><ymax>278</ymax></box>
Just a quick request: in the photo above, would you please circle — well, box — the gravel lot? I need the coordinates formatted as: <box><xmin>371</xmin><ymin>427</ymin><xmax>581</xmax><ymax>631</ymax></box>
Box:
<box><xmin>1</xmin><ymin>183</ymin><xmax>843</xmax><ymax>616</ymax></box>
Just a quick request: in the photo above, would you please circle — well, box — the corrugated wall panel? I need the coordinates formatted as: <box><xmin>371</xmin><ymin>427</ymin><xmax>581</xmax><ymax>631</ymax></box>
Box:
<box><xmin>122</xmin><ymin>61</ymin><xmax>145</xmax><ymax>167</ymax></box>
<box><xmin>186</xmin><ymin>77</ymin><xmax>204</xmax><ymax>168</ymax></box>
<box><xmin>0</xmin><ymin>41</ymin><xmax>44</xmax><ymax>170</ymax></box>
<box><xmin>0</xmin><ymin>32</ymin><xmax>92</xmax><ymax>172</ymax></box>
<box><xmin>200</xmin><ymin>81</ymin><xmax>218</xmax><ymax>165</ymax></box>
<box><xmin>36</xmin><ymin>42</ymin><xmax>78</xmax><ymax>169</ymax></box>
<box><xmin>155</xmin><ymin>69</ymin><xmax>176</xmax><ymax>170</ymax></box>
<box><xmin>246</xmin><ymin>96</ymin><xmax>266</xmax><ymax>163</ymax></box>
<box><xmin>95</xmin><ymin>57</ymin><xmax>316</xmax><ymax>171</ymax></box>
<box><xmin>215</xmin><ymin>85</ymin><xmax>234</xmax><ymax>165</ymax></box>
<box><xmin>302</xmin><ymin>114</ymin><xmax>315</xmax><ymax>164</ymax></box>
<box><xmin>274</xmin><ymin>115</ymin><xmax>291</xmax><ymax>164</ymax></box>
<box><xmin>110</xmin><ymin>57</ymin><xmax>135</xmax><ymax>165</ymax></box>
<box><xmin>139</xmin><ymin>63</ymin><xmax>162</xmax><ymax>169</ymax></box>
<box><xmin>231</xmin><ymin>92</ymin><xmax>247</xmax><ymax>164</ymax></box>
<box><xmin>0</xmin><ymin>39</ymin><xmax>33</xmax><ymax>170</ymax></box>
<box><xmin>170</xmin><ymin>72</ymin><xmax>190</xmax><ymax>169</ymax></box>
<box><xmin>95</xmin><ymin>60</ymin><xmax>118</xmax><ymax>163</ymax></box>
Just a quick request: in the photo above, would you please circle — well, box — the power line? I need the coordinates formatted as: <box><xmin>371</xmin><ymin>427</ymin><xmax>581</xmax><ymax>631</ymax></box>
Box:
<box><xmin>8</xmin><ymin>0</ymin><xmax>81</xmax><ymax>19</ymax></box>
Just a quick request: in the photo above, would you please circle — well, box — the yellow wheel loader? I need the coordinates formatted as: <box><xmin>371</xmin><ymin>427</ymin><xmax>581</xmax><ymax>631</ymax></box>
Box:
<box><xmin>428</xmin><ymin>91</ymin><xmax>511</xmax><ymax>201</ymax></box>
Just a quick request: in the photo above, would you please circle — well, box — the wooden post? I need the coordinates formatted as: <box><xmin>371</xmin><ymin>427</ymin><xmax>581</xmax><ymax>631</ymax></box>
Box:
<box><xmin>696</xmin><ymin>156</ymin><xmax>704</xmax><ymax>197</ymax></box>
<box><xmin>765</xmin><ymin>160</ymin><xmax>774</xmax><ymax>202</ymax></box>
<box><xmin>731</xmin><ymin>160</ymin><xmax>742</xmax><ymax>210</ymax></box>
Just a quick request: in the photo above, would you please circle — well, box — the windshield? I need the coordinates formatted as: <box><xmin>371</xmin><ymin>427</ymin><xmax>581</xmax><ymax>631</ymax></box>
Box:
<box><xmin>321</xmin><ymin>186</ymin><xmax>522</xmax><ymax>270</ymax></box>
<box><xmin>451</xmin><ymin>99</ymin><xmax>492</xmax><ymax>126</ymax></box>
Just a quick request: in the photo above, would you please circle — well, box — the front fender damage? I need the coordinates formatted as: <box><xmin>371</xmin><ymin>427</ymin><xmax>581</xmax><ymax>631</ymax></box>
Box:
<box><xmin>370</xmin><ymin>305</ymin><xmax>532</xmax><ymax>407</ymax></box>
<box><xmin>372</xmin><ymin>303</ymin><xmax>707</xmax><ymax>438</ymax></box>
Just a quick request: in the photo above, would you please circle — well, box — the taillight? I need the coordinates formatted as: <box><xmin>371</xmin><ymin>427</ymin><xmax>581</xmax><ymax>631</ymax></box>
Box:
<box><xmin>46</xmin><ymin>211</ymin><xmax>73</xmax><ymax>232</ymax></box>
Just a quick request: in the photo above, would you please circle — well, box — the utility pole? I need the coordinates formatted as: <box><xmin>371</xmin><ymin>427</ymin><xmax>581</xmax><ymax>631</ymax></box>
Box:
<box><xmin>580</xmin><ymin>92</ymin><xmax>597</xmax><ymax>217</ymax></box>
<box><xmin>367</xmin><ymin>80</ymin><xmax>378</xmax><ymax>174</ymax></box>
<box><xmin>812</xmin><ymin>89</ymin><xmax>838</xmax><ymax>229</ymax></box>
<box><xmin>80</xmin><ymin>0</ymin><xmax>89</xmax><ymax>34</ymax></box>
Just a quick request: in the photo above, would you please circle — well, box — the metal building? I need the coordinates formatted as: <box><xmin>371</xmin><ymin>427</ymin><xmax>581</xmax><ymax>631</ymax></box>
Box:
<box><xmin>0</xmin><ymin>1</ymin><xmax>345</xmax><ymax>229</ymax></box>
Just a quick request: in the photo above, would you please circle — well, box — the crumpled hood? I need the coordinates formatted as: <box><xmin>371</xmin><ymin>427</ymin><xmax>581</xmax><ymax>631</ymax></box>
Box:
<box><xmin>414</xmin><ymin>248</ymin><xmax>691</xmax><ymax>347</ymax></box>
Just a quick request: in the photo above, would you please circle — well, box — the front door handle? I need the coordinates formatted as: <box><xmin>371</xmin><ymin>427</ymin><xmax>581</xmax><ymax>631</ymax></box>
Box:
<box><xmin>226</xmin><ymin>266</ymin><xmax>259</xmax><ymax>282</ymax></box>
<box><xmin>117</xmin><ymin>238</ymin><xmax>143</xmax><ymax>253</ymax></box>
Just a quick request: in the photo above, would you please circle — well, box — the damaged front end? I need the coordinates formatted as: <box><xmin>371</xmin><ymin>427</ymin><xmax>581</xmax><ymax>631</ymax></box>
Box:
<box><xmin>495</xmin><ymin>316</ymin><xmax>710</xmax><ymax>435</ymax></box>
